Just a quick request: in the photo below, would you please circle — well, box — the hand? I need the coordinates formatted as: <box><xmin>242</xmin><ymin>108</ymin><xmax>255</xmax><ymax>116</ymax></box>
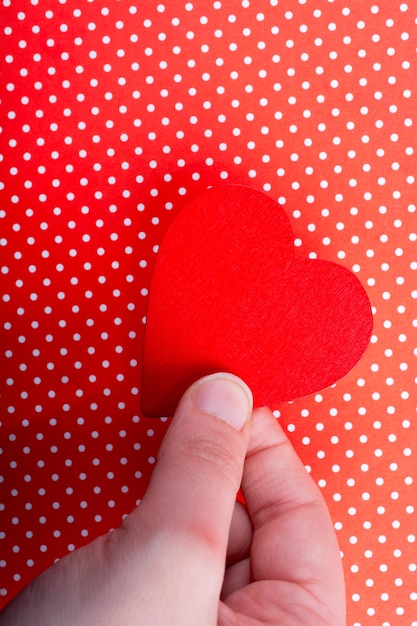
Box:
<box><xmin>0</xmin><ymin>373</ymin><xmax>346</xmax><ymax>625</ymax></box>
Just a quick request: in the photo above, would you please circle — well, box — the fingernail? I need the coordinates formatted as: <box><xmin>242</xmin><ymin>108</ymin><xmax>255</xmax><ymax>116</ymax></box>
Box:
<box><xmin>192</xmin><ymin>373</ymin><xmax>253</xmax><ymax>431</ymax></box>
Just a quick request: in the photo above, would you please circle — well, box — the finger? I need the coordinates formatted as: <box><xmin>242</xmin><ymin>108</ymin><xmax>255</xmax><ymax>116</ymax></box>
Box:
<box><xmin>222</xmin><ymin>500</ymin><xmax>252</xmax><ymax>603</ymax></box>
<box><xmin>221</xmin><ymin>558</ymin><xmax>251</xmax><ymax>601</ymax></box>
<box><xmin>242</xmin><ymin>407</ymin><xmax>345</xmax><ymax>607</ymax></box>
<box><xmin>123</xmin><ymin>373</ymin><xmax>253</xmax><ymax>625</ymax></box>
<box><xmin>226</xmin><ymin>501</ymin><xmax>252</xmax><ymax>566</ymax></box>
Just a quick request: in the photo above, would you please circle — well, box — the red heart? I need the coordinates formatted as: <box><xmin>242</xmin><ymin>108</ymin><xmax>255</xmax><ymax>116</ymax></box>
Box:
<box><xmin>141</xmin><ymin>185</ymin><xmax>373</xmax><ymax>417</ymax></box>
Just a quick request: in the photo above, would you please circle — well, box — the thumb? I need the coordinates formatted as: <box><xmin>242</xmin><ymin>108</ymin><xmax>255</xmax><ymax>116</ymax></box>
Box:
<box><xmin>128</xmin><ymin>373</ymin><xmax>252</xmax><ymax>623</ymax></box>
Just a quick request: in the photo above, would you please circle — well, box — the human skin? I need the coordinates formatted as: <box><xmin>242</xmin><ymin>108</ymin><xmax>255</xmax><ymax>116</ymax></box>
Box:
<box><xmin>0</xmin><ymin>373</ymin><xmax>346</xmax><ymax>625</ymax></box>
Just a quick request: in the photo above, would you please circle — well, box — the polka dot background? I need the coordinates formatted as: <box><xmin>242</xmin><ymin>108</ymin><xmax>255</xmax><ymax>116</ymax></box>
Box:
<box><xmin>1</xmin><ymin>1</ymin><xmax>416</xmax><ymax>623</ymax></box>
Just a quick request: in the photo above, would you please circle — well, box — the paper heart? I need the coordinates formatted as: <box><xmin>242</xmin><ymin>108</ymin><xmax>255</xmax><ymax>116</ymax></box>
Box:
<box><xmin>141</xmin><ymin>185</ymin><xmax>373</xmax><ymax>417</ymax></box>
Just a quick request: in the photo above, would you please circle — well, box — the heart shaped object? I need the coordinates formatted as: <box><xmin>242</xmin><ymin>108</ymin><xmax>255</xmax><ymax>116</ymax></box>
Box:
<box><xmin>141</xmin><ymin>185</ymin><xmax>373</xmax><ymax>417</ymax></box>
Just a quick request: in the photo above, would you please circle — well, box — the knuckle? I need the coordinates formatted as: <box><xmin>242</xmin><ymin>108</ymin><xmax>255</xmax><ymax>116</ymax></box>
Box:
<box><xmin>181</xmin><ymin>432</ymin><xmax>241</xmax><ymax>490</ymax></box>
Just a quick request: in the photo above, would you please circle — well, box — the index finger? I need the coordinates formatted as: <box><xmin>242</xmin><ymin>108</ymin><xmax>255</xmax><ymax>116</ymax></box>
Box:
<box><xmin>241</xmin><ymin>407</ymin><xmax>345</xmax><ymax>604</ymax></box>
